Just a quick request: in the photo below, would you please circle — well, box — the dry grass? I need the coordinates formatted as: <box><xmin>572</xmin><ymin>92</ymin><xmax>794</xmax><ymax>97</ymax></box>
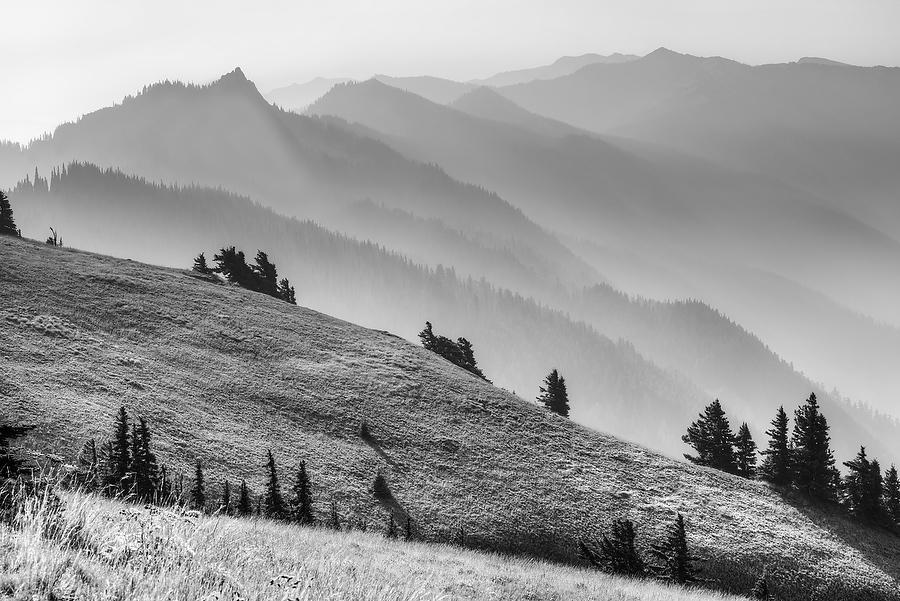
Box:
<box><xmin>0</xmin><ymin>486</ymin><xmax>746</xmax><ymax>601</ymax></box>
<box><xmin>1</xmin><ymin>236</ymin><xmax>899</xmax><ymax>600</ymax></box>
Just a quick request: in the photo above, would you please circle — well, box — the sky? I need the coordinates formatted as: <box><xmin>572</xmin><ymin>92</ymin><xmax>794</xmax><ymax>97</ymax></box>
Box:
<box><xmin>2</xmin><ymin>0</ymin><xmax>899</xmax><ymax>144</ymax></box>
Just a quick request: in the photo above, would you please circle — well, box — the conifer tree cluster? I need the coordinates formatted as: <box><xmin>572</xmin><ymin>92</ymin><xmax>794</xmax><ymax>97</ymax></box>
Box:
<box><xmin>194</xmin><ymin>247</ymin><xmax>296</xmax><ymax>304</ymax></box>
<box><xmin>581</xmin><ymin>514</ymin><xmax>703</xmax><ymax>586</ymax></box>
<box><xmin>537</xmin><ymin>368</ymin><xmax>570</xmax><ymax>418</ymax></box>
<box><xmin>418</xmin><ymin>321</ymin><xmax>487</xmax><ymax>380</ymax></box>
<box><xmin>0</xmin><ymin>190</ymin><xmax>20</xmax><ymax>237</ymax></box>
<box><xmin>682</xmin><ymin>393</ymin><xmax>900</xmax><ymax>528</ymax></box>
<box><xmin>96</xmin><ymin>407</ymin><xmax>173</xmax><ymax>503</ymax></box>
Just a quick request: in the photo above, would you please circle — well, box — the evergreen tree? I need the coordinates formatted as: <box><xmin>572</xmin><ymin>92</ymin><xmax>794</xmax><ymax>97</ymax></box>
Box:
<box><xmin>0</xmin><ymin>422</ymin><xmax>33</xmax><ymax>477</ymax></box>
<box><xmin>649</xmin><ymin>513</ymin><xmax>702</xmax><ymax>585</ymax></box>
<box><xmin>252</xmin><ymin>251</ymin><xmax>279</xmax><ymax>295</ymax></box>
<box><xmin>760</xmin><ymin>406</ymin><xmax>792</xmax><ymax>486</ymax></box>
<box><xmin>373</xmin><ymin>473</ymin><xmax>391</xmax><ymax>500</ymax></box>
<box><xmin>456</xmin><ymin>337</ymin><xmax>485</xmax><ymax>379</ymax></box>
<box><xmin>131</xmin><ymin>417</ymin><xmax>159</xmax><ymax>502</ymax></box>
<box><xmin>868</xmin><ymin>459</ymin><xmax>884</xmax><ymax>521</ymax></box>
<box><xmin>682</xmin><ymin>400</ymin><xmax>737</xmax><ymax>474</ymax></box>
<box><xmin>734</xmin><ymin>423</ymin><xmax>758</xmax><ymax>479</ymax></box>
<box><xmin>404</xmin><ymin>516</ymin><xmax>414</xmax><ymax>541</ymax></box>
<box><xmin>221</xmin><ymin>481</ymin><xmax>232</xmax><ymax>515</ymax></box>
<box><xmin>192</xmin><ymin>252</ymin><xmax>214</xmax><ymax>275</ymax></box>
<box><xmin>278</xmin><ymin>278</ymin><xmax>296</xmax><ymax>304</ymax></box>
<box><xmin>291</xmin><ymin>460</ymin><xmax>314</xmax><ymax>525</ymax></box>
<box><xmin>237</xmin><ymin>479</ymin><xmax>252</xmax><ymax>516</ymax></box>
<box><xmin>791</xmin><ymin>393</ymin><xmax>837</xmax><ymax>500</ymax></box>
<box><xmin>107</xmin><ymin>407</ymin><xmax>131</xmax><ymax>494</ymax></box>
<box><xmin>0</xmin><ymin>191</ymin><xmax>18</xmax><ymax>236</ymax></box>
<box><xmin>537</xmin><ymin>369</ymin><xmax>570</xmax><ymax>418</ymax></box>
<box><xmin>264</xmin><ymin>450</ymin><xmax>285</xmax><ymax>519</ymax></box>
<box><xmin>418</xmin><ymin>321</ymin><xmax>437</xmax><ymax>351</ymax></box>
<box><xmin>580</xmin><ymin>519</ymin><xmax>646</xmax><ymax>577</ymax></box>
<box><xmin>190</xmin><ymin>459</ymin><xmax>206</xmax><ymax>511</ymax></box>
<box><xmin>883</xmin><ymin>464</ymin><xmax>900</xmax><ymax>524</ymax></box>
<box><xmin>213</xmin><ymin>246</ymin><xmax>253</xmax><ymax>287</ymax></box>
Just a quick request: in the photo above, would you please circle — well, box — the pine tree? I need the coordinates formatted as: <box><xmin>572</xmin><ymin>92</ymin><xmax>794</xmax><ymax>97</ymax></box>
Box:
<box><xmin>537</xmin><ymin>369</ymin><xmax>570</xmax><ymax>418</ymax></box>
<box><xmin>192</xmin><ymin>252</ymin><xmax>214</xmax><ymax>275</ymax></box>
<box><xmin>760</xmin><ymin>406</ymin><xmax>792</xmax><ymax>486</ymax></box>
<box><xmin>843</xmin><ymin>446</ymin><xmax>871</xmax><ymax>516</ymax></box>
<box><xmin>884</xmin><ymin>464</ymin><xmax>900</xmax><ymax>525</ymax></box>
<box><xmin>868</xmin><ymin>459</ymin><xmax>884</xmax><ymax>521</ymax></box>
<box><xmin>106</xmin><ymin>407</ymin><xmax>131</xmax><ymax>494</ymax></box>
<box><xmin>291</xmin><ymin>460</ymin><xmax>314</xmax><ymax>525</ymax></box>
<box><xmin>237</xmin><ymin>479</ymin><xmax>252</xmax><ymax>516</ymax></box>
<box><xmin>264</xmin><ymin>450</ymin><xmax>285</xmax><ymax>519</ymax></box>
<box><xmin>682</xmin><ymin>399</ymin><xmax>737</xmax><ymax>474</ymax></box>
<box><xmin>456</xmin><ymin>337</ymin><xmax>486</xmax><ymax>379</ymax></box>
<box><xmin>791</xmin><ymin>393</ymin><xmax>837</xmax><ymax>500</ymax></box>
<box><xmin>649</xmin><ymin>513</ymin><xmax>702</xmax><ymax>584</ymax></box>
<box><xmin>252</xmin><ymin>251</ymin><xmax>278</xmax><ymax>295</ymax></box>
<box><xmin>0</xmin><ymin>422</ymin><xmax>33</xmax><ymax>477</ymax></box>
<box><xmin>734</xmin><ymin>423</ymin><xmax>758</xmax><ymax>479</ymax></box>
<box><xmin>191</xmin><ymin>460</ymin><xmax>206</xmax><ymax>511</ymax></box>
<box><xmin>131</xmin><ymin>418</ymin><xmax>159</xmax><ymax>502</ymax></box>
<box><xmin>580</xmin><ymin>519</ymin><xmax>646</xmax><ymax>577</ymax></box>
<box><xmin>0</xmin><ymin>191</ymin><xmax>18</xmax><ymax>236</ymax></box>
<box><xmin>221</xmin><ymin>481</ymin><xmax>231</xmax><ymax>515</ymax></box>
<box><xmin>418</xmin><ymin>321</ymin><xmax>437</xmax><ymax>351</ymax></box>
<box><xmin>278</xmin><ymin>278</ymin><xmax>296</xmax><ymax>304</ymax></box>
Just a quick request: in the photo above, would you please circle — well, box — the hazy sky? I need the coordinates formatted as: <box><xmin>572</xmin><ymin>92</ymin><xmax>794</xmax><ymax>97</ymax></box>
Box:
<box><xmin>2</xmin><ymin>0</ymin><xmax>899</xmax><ymax>144</ymax></box>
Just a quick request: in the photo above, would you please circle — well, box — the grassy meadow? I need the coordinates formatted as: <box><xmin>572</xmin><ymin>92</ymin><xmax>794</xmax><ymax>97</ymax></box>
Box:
<box><xmin>0</xmin><ymin>486</ymin><xmax>747</xmax><ymax>601</ymax></box>
<box><xmin>1</xmin><ymin>236</ymin><xmax>899</xmax><ymax>600</ymax></box>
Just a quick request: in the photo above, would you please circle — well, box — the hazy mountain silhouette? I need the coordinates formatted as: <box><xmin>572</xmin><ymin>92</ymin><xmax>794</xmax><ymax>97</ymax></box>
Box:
<box><xmin>373</xmin><ymin>74</ymin><xmax>474</xmax><ymax>104</ymax></box>
<box><xmin>307</xmin><ymin>76</ymin><xmax>900</xmax><ymax>414</ymax></box>
<box><xmin>0</xmin><ymin>69</ymin><xmax>597</xmax><ymax>290</ymax></box>
<box><xmin>497</xmin><ymin>49</ymin><xmax>900</xmax><ymax>324</ymax></box>
<box><xmin>470</xmin><ymin>52</ymin><xmax>639</xmax><ymax>87</ymax></box>
<box><xmin>10</xmin><ymin>162</ymin><xmax>899</xmax><ymax>465</ymax></box>
<box><xmin>450</xmin><ymin>86</ymin><xmax>582</xmax><ymax>137</ymax></box>
<box><xmin>266</xmin><ymin>76</ymin><xmax>351</xmax><ymax>112</ymax></box>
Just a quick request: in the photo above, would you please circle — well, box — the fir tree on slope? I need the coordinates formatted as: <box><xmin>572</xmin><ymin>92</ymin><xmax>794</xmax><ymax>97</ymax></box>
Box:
<box><xmin>649</xmin><ymin>513</ymin><xmax>702</xmax><ymax>585</ymax></box>
<box><xmin>791</xmin><ymin>393</ymin><xmax>838</xmax><ymax>500</ymax></box>
<box><xmin>237</xmin><ymin>479</ymin><xmax>252</xmax><ymax>517</ymax></box>
<box><xmin>734</xmin><ymin>422</ymin><xmax>758</xmax><ymax>479</ymax></box>
<box><xmin>191</xmin><ymin>459</ymin><xmax>206</xmax><ymax>512</ymax></box>
<box><xmin>0</xmin><ymin>190</ymin><xmax>19</xmax><ymax>236</ymax></box>
<box><xmin>192</xmin><ymin>252</ymin><xmax>214</xmax><ymax>275</ymax></box>
<box><xmin>579</xmin><ymin>519</ymin><xmax>646</xmax><ymax>577</ymax></box>
<box><xmin>131</xmin><ymin>417</ymin><xmax>159</xmax><ymax>502</ymax></box>
<box><xmin>418</xmin><ymin>321</ymin><xmax>488</xmax><ymax>380</ymax></box>
<box><xmin>291</xmin><ymin>460</ymin><xmax>314</xmax><ymax>525</ymax></box>
<box><xmin>760</xmin><ymin>406</ymin><xmax>792</xmax><ymax>486</ymax></box>
<box><xmin>264</xmin><ymin>450</ymin><xmax>286</xmax><ymax>519</ymax></box>
<box><xmin>105</xmin><ymin>407</ymin><xmax>131</xmax><ymax>494</ymax></box>
<box><xmin>221</xmin><ymin>481</ymin><xmax>232</xmax><ymax>515</ymax></box>
<box><xmin>682</xmin><ymin>399</ymin><xmax>737</xmax><ymax>474</ymax></box>
<box><xmin>884</xmin><ymin>465</ymin><xmax>900</xmax><ymax>525</ymax></box>
<box><xmin>537</xmin><ymin>369</ymin><xmax>570</xmax><ymax>418</ymax></box>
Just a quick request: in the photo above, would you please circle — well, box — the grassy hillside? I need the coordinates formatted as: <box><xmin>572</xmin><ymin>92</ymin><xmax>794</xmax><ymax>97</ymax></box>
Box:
<box><xmin>4</xmin><ymin>490</ymin><xmax>744</xmax><ymax>601</ymax></box>
<box><xmin>2</xmin><ymin>236</ymin><xmax>900</xmax><ymax>600</ymax></box>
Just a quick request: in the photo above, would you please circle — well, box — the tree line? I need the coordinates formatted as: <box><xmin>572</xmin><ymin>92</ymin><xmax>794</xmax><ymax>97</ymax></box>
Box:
<box><xmin>193</xmin><ymin>247</ymin><xmax>296</xmax><ymax>304</ymax></box>
<box><xmin>682</xmin><ymin>394</ymin><xmax>900</xmax><ymax>526</ymax></box>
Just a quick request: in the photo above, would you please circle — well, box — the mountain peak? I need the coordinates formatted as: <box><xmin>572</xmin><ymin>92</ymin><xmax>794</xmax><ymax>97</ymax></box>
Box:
<box><xmin>643</xmin><ymin>47</ymin><xmax>685</xmax><ymax>61</ymax></box>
